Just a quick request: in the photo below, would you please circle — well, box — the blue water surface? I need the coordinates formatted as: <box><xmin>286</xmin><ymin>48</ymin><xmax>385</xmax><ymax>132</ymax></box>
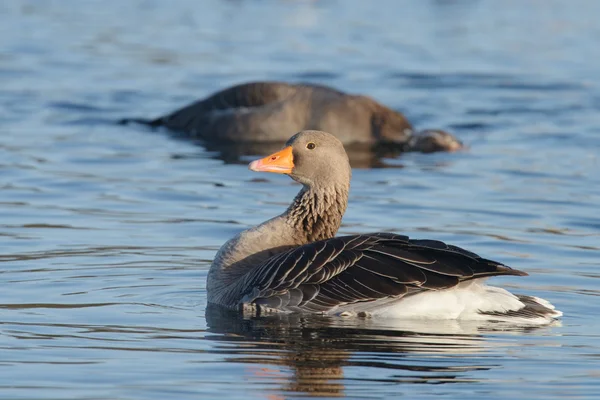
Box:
<box><xmin>1</xmin><ymin>1</ymin><xmax>599</xmax><ymax>399</ymax></box>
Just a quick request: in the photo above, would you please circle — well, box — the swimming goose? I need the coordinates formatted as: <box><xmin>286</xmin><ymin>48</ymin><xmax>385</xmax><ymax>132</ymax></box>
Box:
<box><xmin>121</xmin><ymin>81</ymin><xmax>463</xmax><ymax>153</ymax></box>
<box><xmin>207</xmin><ymin>130</ymin><xmax>561</xmax><ymax>323</ymax></box>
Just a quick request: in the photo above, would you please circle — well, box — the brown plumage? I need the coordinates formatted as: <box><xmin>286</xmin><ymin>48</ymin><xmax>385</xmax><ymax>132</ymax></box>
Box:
<box><xmin>207</xmin><ymin>130</ymin><xmax>561</xmax><ymax>322</ymax></box>
<box><xmin>121</xmin><ymin>81</ymin><xmax>462</xmax><ymax>152</ymax></box>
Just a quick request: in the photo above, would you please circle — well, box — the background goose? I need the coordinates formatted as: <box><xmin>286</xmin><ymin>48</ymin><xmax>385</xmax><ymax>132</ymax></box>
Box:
<box><xmin>207</xmin><ymin>130</ymin><xmax>561</xmax><ymax>324</ymax></box>
<box><xmin>121</xmin><ymin>81</ymin><xmax>463</xmax><ymax>153</ymax></box>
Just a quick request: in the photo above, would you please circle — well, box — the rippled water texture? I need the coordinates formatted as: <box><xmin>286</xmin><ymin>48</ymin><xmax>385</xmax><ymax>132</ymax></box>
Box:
<box><xmin>1</xmin><ymin>1</ymin><xmax>600</xmax><ymax>399</ymax></box>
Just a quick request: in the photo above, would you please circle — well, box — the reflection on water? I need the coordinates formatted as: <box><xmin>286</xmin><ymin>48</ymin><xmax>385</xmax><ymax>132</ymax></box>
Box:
<box><xmin>205</xmin><ymin>306</ymin><xmax>559</xmax><ymax>397</ymax></box>
<box><xmin>201</xmin><ymin>140</ymin><xmax>409</xmax><ymax>169</ymax></box>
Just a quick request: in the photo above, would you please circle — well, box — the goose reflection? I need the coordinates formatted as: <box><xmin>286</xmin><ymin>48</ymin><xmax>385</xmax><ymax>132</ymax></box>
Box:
<box><xmin>205</xmin><ymin>306</ymin><xmax>556</xmax><ymax>398</ymax></box>
<box><xmin>200</xmin><ymin>140</ymin><xmax>408</xmax><ymax>169</ymax></box>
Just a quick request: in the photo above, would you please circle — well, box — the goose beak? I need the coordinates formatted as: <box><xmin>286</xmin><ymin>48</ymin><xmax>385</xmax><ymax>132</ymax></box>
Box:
<box><xmin>249</xmin><ymin>146</ymin><xmax>294</xmax><ymax>174</ymax></box>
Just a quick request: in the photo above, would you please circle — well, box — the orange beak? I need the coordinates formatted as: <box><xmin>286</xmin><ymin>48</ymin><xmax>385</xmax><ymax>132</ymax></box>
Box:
<box><xmin>248</xmin><ymin>146</ymin><xmax>294</xmax><ymax>174</ymax></box>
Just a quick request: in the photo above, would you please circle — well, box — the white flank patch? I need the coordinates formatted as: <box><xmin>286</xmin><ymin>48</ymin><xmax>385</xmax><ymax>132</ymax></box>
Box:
<box><xmin>336</xmin><ymin>280</ymin><xmax>561</xmax><ymax>325</ymax></box>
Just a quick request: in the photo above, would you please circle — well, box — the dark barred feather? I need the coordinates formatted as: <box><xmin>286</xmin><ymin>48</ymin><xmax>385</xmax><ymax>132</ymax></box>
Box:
<box><xmin>480</xmin><ymin>294</ymin><xmax>559</xmax><ymax>320</ymax></box>
<box><xmin>242</xmin><ymin>232</ymin><xmax>527</xmax><ymax>312</ymax></box>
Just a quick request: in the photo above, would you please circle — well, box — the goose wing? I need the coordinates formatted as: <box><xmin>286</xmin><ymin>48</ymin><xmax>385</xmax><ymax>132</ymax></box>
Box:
<box><xmin>157</xmin><ymin>82</ymin><xmax>299</xmax><ymax>130</ymax></box>
<box><xmin>238</xmin><ymin>232</ymin><xmax>526</xmax><ymax>312</ymax></box>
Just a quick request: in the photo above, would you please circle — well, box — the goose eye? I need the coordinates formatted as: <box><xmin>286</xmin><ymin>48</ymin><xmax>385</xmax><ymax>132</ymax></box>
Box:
<box><xmin>306</xmin><ymin>142</ymin><xmax>316</xmax><ymax>150</ymax></box>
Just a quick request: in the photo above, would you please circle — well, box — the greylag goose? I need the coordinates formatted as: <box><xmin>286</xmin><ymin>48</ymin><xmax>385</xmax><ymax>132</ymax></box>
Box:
<box><xmin>207</xmin><ymin>130</ymin><xmax>561</xmax><ymax>323</ymax></box>
<box><xmin>121</xmin><ymin>81</ymin><xmax>463</xmax><ymax>153</ymax></box>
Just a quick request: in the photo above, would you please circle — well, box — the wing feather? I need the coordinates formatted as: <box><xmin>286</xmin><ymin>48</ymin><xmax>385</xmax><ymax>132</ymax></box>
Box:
<box><xmin>236</xmin><ymin>233</ymin><xmax>525</xmax><ymax>312</ymax></box>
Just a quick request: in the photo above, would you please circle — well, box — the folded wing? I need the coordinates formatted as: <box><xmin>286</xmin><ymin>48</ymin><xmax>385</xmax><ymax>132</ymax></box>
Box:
<box><xmin>237</xmin><ymin>232</ymin><xmax>526</xmax><ymax>312</ymax></box>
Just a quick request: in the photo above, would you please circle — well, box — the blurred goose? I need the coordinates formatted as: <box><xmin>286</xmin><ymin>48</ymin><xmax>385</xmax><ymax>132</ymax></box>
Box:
<box><xmin>207</xmin><ymin>130</ymin><xmax>561</xmax><ymax>323</ymax></box>
<box><xmin>122</xmin><ymin>81</ymin><xmax>463</xmax><ymax>153</ymax></box>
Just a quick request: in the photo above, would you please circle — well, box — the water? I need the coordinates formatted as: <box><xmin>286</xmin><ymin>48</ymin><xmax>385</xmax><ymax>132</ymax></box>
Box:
<box><xmin>1</xmin><ymin>0</ymin><xmax>599</xmax><ymax>398</ymax></box>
